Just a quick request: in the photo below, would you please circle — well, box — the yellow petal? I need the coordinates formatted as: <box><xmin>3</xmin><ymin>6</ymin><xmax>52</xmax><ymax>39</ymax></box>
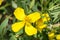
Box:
<box><xmin>43</xmin><ymin>17</ymin><xmax>48</xmax><ymax>22</ymax></box>
<box><xmin>14</xmin><ymin>7</ymin><xmax>26</xmax><ymax>20</ymax></box>
<box><xmin>42</xmin><ymin>13</ymin><xmax>50</xmax><ymax>22</ymax></box>
<box><xmin>56</xmin><ymin>34</ymin><xmax>60</xmax><ymax>40</ymax></box>
<box><xmin>36</xmin><ymin>19</ymin><xmax>47</xmax><ymax>31</ymax></box>
<box><xmin>43</xmin><ymin>13</ymin><xmax>49</xmax><ymax>17</ymax></box>
<box><xmin>28</xmin><ymin>12</ymin><xmax>40</xmax><ymax>23</ymax></box>
<box><xmin>36</xmin><ymin>19</ymin><xmax>44</xmax><ymax>25</ymax></box>
<box><xmin>43</xmin><ymin>17</ymin><xmax>50</xmax><ymax>22</ymax></box>
<box><xmin>47</xmin><ymin>17</ymin><xmax>50</xmax><ymax>21</ymax></box>
<box><xmin>12</xmin><ymin>22</ymin><xmax>25</xmax><ymax>32</ymax></box>
<box><xmin>0</xmin><ymin>0</ymin><xmax>3</xmax><ymax>5</ymax></box>
<box><xmin>39</xmin><ymin>24</ymin><xmax>47</xmax><ymax>29</ymax></box>
<box><xmin>37</xmin><ymin>24</ymin><xmax>47</xmax><ymax>31</ymax></box>
<box><xmin>25</xmin><ymin>22</ymin><xmax>37</xmax><ymax>36</ymax></box>
<box><xmin>48</xmin><ymin>32</ymin><xmax>54</xmax><ymax>39</ymax></box>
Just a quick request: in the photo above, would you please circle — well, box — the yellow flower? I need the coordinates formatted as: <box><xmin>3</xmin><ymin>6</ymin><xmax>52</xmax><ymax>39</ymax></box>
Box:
<box><xmin>0</xmin><ymin>0</ymin><xmax>3</xmax><ymax>5</ymax></box>
<box><xmin>36</xmin><ymin>18</ymin><xmax>47</xmax><ymax>31</ymax></box>
<box><xmin>56</xmin><ymin>34</ymin><xmax>60</xmax><ymax>40</ymax></box>
<box><xmin>48</xmin><ymin>32</ymin><xmax>54</xmax><ymax>40</ymax></box>
<box><xmin>12</xmin><ymin>7</ymin><xmax>40</xmax><ymax>36</ymax></box>
<box><xmin>42</xmin><ymin>13</ymin><xmax>50</xmax><ymax>22</ymax></box>
<box><xmin>36</xmin><ymin>13</ymin><xmax>50</xmax><ymax>32</ymax></box>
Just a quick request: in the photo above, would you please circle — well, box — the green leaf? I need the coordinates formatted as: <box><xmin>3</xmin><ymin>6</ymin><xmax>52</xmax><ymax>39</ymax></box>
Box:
<box><xmin>19</xmin><ymin>36</ymin><xmax>23</xmax><ymax>40</ymax></box>
<box><xmin>19</xmin><ymin>37</ymin><xmax>21</xmax><ymax>40</ymax></box>
<box><xmin>42</xmin><ymin>29</ymin><xmax>49</xmax><ymax>40</ymax></box>
<box><xmin>15</xmin><ymin>28</ymin><xmax>23</xmax><ymax>36</ymax></box>
<box><xmin>50</xmin><ymin>8</ymin><xmax>60</xmax><ymax>23</ymax></box>
<box><xmin>0</xmin><ymin>16</ymin><xmax>10</xmax><ymax>35</ymax></box>
<box><xmin>16</xmin><ymin>0</ymin><xmax>23</xmax><ymax>7</ymax></box>
<box><xmin>12</xmin><ymin>1</ymin><xmax>17</xmax><ymax>8</ymax></box>
<box><xmin>49</xmin><ymin>4</ymin><xmax>60</xmax><ymax>10</ymax></box>
<box><xmin>32</xmin><ymin>4</ymin><xmax>38</xmax><ymax>11</ymax></box>
<box><xmin>9</xmin><ymin>35</ymin><xmax>17</xmax><ymax>40</ymax></box>
<box><xmin>30</xmin><ymin>0</ymin><xmax>35</xmax><ymax>9</ymax></box>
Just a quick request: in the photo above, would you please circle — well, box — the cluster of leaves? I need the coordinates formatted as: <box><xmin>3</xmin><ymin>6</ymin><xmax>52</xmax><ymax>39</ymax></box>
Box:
<box><xmin>0</xmin><ymin>0</ymin><xmax>60</xmax><ymax>40</ymax></box>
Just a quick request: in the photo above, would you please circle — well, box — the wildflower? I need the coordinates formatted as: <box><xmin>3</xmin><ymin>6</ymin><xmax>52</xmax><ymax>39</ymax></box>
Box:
<box><xmin>42</xmin><ymin>13</ymin><xmax>50</xmax><ymax>22</ymax></box>
<box><xmin>12</xmin><ymin>7</ymin><xmax>40</xmax><ymax>36</ymax></box>
<box><xmin>56</xmin><ymin>34</ymin><xmax>60</xmax><ymax>40</ymax></box>
<box><xmin>36</xmin><ymin>18</ymin><xmax>47</xmax><ymax>31</ymax></box>
<box><xmin>36</xmin><ymin>13</ymin><xmax>50</xmax><ymax>32</ymax></box>
<box><xmin>48</xmin><ymin>32</ymin><xmax>54</xmax><ymax>40</ymax></box>
<box><xmin>0</xmin><ymin>0</ymin><xmax>3</xmax><ymax>5</ymax></box>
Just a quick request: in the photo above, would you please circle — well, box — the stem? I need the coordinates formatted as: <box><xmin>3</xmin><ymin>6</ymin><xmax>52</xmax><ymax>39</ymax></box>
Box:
<box><xmin>0</xmin><ymin>3</ymin><xmax>10</xmax><ymax>10</ymax></box>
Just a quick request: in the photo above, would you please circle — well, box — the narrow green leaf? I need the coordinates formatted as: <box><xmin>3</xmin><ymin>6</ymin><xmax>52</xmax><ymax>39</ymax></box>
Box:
<box><xmin>9</xmin><ymin>36</ymin><xmax>17</xmax><ymax>40</ymax></box>
<box><xmin>30</xmin><ymin>0</ymin><xmax>35</xmax><ymax>9</ymax></box>
<box><xmin>0</xmin><ymin>16</ymin><xmax>10</xmax><ymax>35</ymax></box>
<box><xmin>49</xmin><ymin>8</ymin><xmax>60</xmax><ymax>23</ymax></box>
<box><xmin>15</xmin><ymin>28</ymin><xmax>23</xmax><ymax>36</ymax></box>
<box><xmin>12</xmin><ymin>1</ymin><xmax>17</xmax><ymax>8</ymax></box>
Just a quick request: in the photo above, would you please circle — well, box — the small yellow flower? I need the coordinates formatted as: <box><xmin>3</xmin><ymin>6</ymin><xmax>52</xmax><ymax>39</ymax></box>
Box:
<box><xmin>42</xmin><ymin>13</ymin><xmax>50</xmax><ymax>22</ymax></box>
<box><xmin>12</xmin><ymin>7</ymin><xmax>40</xmax><ymax>36</ymax></box>
<box><xmin>0</xmin><ymin>0</ymin><xmax>3</xmax><ymax>5</ymax></box>
<box><xmin>36</xmin><ymin>18</ymin><xmax>47</xmax><ymax>31</ymax></box>
<box><xmin>48</xmin><ymin>32</ymin><xmax>54</xmax><ymax>40</ymax></box>
<box><xmin>56</xmin><ymin>34</ymin><xmax>60</xmax><ymax>40</ymax></box>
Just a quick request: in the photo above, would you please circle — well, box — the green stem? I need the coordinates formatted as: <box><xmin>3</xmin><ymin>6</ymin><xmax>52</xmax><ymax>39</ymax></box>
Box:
<box><xmin>0</xmin><ymin>3</ymin><xmax>10</xmax><ymax>10</ymax></box>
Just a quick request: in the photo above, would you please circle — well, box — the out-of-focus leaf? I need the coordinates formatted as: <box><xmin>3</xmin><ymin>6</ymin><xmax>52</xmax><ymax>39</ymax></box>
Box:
<box><xmin>32</xmin><ymin>3</ymin><xmax>38</xmax><ymax>11</ymax></box>
<box><xmin>49</xmin><ymin>4</ymin><xmax>60</xmax><ymax>10</ymax></box>
<box><xmin>15</xmin><ymin>28</ymin><xmax>23</xmax><ymax>36</ymax></box>
<box><xmin>0</xmin><ymin>3</ymin><xmax>10</xmax><ymax>10</ymax></box>
<box><xmin>0</xmin><ymin>16</ymin><xmax>10</xmax><ymax>35</ymax></box>
<box><xmin>19</xmin><ymin>37</ymin><xmax>21</xmax><ymax>40</ymax></box>
<box><xmin>9</xmin><ymin>35</ymin><xmax>17</xmax><ymax>40</ymax></box>
<box><xmin>12</xmin><ymin>1</ymin><xmax>17</xmax><ymax>8</ymax></box>
<box><xmin>49</xmin><ymin>8</ymin><xmax>60</xmax><ymax>23</ymax></box>
<box><xmin>19</xmin><ymin>36</ymin><xmax>23</xmax><ymax>40</ymax></box>
<box><xmin>16</xmin><ymin>0</ymin><xmax>22</xmax><ymax>7</ymax></box>
<box><xmin>49</xmin><ymin>0</ymin><xmax>60</xmax><ymax>9</ymax></box>
<box><xmin>42</xmin><ymin>29</ymin><xmax>49</xmax><ymax>40</ymax></box>
<box><xmin>0</xmin><ymin>14</ymin><xmax>2</xmax><ymax>20</ymax></box>
<box><xmin>29</xmin><ymin>0</ymin><xmax>35</xmax><ymax>9</ymax></box>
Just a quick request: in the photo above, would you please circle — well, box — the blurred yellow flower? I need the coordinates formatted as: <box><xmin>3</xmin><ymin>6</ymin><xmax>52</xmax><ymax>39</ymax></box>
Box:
<box><xmin>36</xmin><ymin>13</ymin><xmax>50</xmax><ymax>32</ymax></box>
<box><xmin>48</xmin><ymin>32</ymin><xmax>54</xmax><ymax>40</ymax></box>
<box><xmin>42</xmin><ymin>13</ymin><xmax>50</xmax><ymax>22</ymax></box>
<box><xmin>36</xmin><ymin>18</ymin><xmax>47</xmax><ymax>31</ymax></box>
<box><xmin>0</xmin><ymin>0</ymin><xmax>3</xmax><ymax>5</ymax></box>
<box><xmin>56</xmin><ymin>34</ymin><xmax>60</xmax><ymax>40</ymax></box>
<box><xmin>12</xmin><ymin>7</ymin><xmax>40</xmax><ymax>36</ymax></box>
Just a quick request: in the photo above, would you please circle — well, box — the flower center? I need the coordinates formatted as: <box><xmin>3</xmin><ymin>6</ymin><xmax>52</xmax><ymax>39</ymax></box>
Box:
<box><xmin>25</xmin><ymin>16</ymin><xmax>30</xmax><ymax>22</ymax></box>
